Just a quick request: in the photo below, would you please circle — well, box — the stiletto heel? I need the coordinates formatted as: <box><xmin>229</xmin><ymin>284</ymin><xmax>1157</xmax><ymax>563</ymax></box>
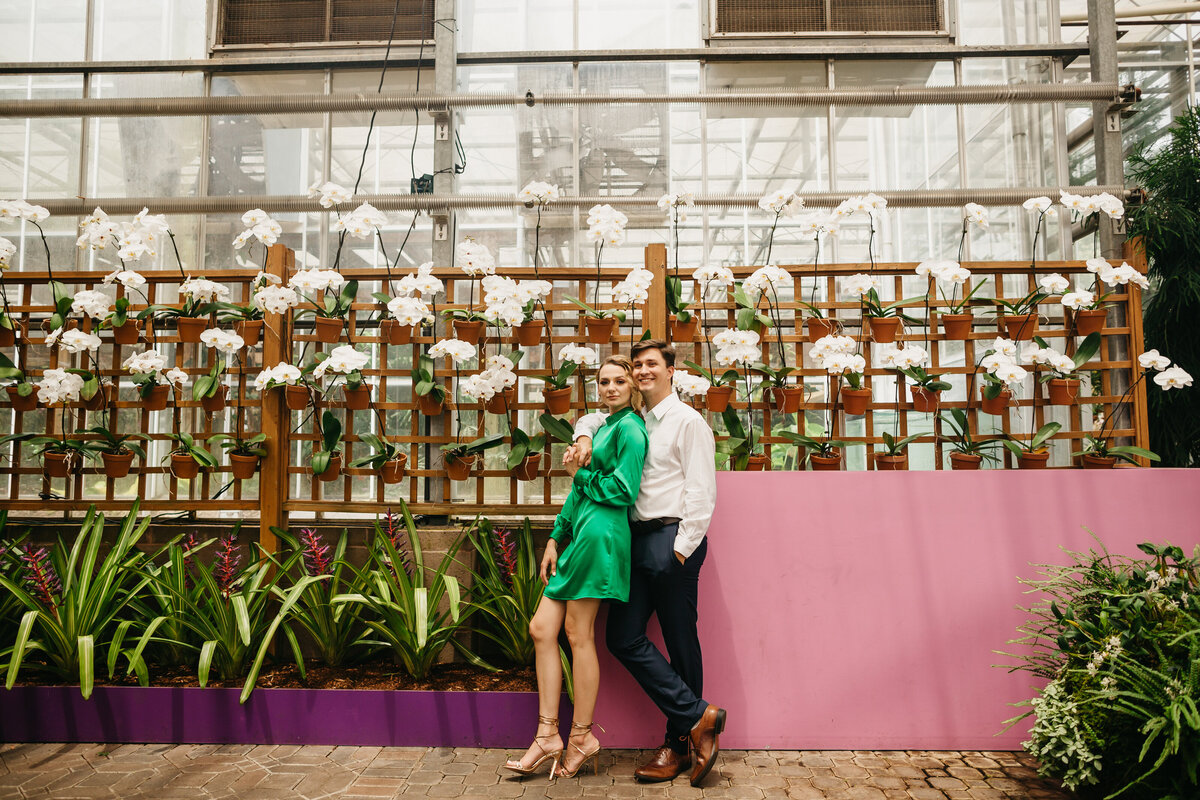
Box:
<box><xmin>503</xmin><ymin>715</ymin><xmax>563</xmax><ymax>779</ymax></box>
<box><xmin>556</xmin><ymin>721</ymin><xmax>605</xmax><ymax>778</ymax></box>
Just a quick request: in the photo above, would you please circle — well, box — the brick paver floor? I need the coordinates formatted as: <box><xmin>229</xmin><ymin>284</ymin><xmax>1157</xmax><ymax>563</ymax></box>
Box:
<box><xmin>0</xmin><ymin>743</ymin><xmax>1071</xmax><ymax>799</ymax></box>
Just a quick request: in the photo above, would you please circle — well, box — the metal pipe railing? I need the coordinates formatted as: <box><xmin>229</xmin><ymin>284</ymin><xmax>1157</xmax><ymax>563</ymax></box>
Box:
<box><xmin>0</xmin><ymin>84</ymin><xmax>1125</xmax><ymax>119</ymax></box>
<box><xmin>23</xmin><ymin>187</ymin><xmax>1133</xmax><ymax>217</ymax></box>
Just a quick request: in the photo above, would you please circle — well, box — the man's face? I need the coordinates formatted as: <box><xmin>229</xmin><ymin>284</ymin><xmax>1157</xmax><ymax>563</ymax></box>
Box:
<box><xmin>633</xmin><ymin>348</ymin><xmax>673</xmax><ymax>397</ymax></box>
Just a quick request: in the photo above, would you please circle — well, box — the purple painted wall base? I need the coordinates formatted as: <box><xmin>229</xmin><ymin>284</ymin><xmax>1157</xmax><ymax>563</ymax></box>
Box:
<box><xmin>0</xmin><ymin>686</ymin><xmax>549</xmax><ymax>747</ymax></box>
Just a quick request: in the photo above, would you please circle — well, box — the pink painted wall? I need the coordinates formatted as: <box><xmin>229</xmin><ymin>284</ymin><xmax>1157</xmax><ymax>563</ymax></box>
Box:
<box><xmin>592</xmin><ymin>469</ymin><xmax>1200</xmax><ymax>750</ymax></box>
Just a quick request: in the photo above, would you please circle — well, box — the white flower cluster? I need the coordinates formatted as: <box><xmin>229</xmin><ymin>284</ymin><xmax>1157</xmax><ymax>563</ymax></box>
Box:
<box><xmin>387</xmin><ymin>295</ymin><xmax>434</xmax><ymax>327</ymax></box>
<box><xmin>103</xmin><ymin>269</ymin><xmax>147</xmax><ymax>290</ymax></box>
<box><xmin>455</xmin><ymin>238</ymin><xmax>496</xmax><ymax>277</ymax></box>
<box><xmin>76</xmin><ymin>207</ymin><xmax>171</xmax><ymax>261</ymax></box>
<box><xmin>586</xmin><ymin>204</ymin><xmax>628</xmax><ymax>246</ymax></box>
<box><xmin>254</xmin><ymin>362</ymin><xmax>302</xmax><ymax>391</ymax></box>
<box><xmin>70</xmin><ymin>289</ymin><xmax>112</xmax><ymax>320</ymax></box>
<box><xmin>0</xmin><ymin>199</ymin><xmax>50</xmax><ymax>223</ymax></box>
<box><xmin>1138</xmin><ymin>349</ymin><xmax>1192</xmax><ymax>389</ymax></box>
<box><xmin>46</xmin><ymin>328</ymin><xmax>102</xmax><ymax>354</ymax></box>
<box><xmin>333</xmin><ymin>202</ymin><xmax>387</xmax><ymax>239</ymax></box>
<box><xmin>233</xmin><ymin>209</ymin><xmax>283</xmax><ymax>249</ymax></box>
<box><xmin>672</xmin><ymin>369</ymin><xmax>710</xmax><ymax>398</ymax></box>
<box><xmin>692</xmin><ymin>266</ymin><xmax>734</xmax><ymax>297</ymax></box>
<box><xmin>397</xmin><ymin>262</ymin><xmax>444</xmax><ymax>299</ymax></box>
<box><xmin>288</xmin><ymin>269</ymin><xmax>346</xmax><ymax>294</ymax></box>
<box><xmin>964</xmin><ymin>203</ymin><xmax>988</xmax><ymax>229</ymax></box>
<box><xmin>842</xmin><ymin>273</ymin><xmax>882</xmax><ymax>298</ymax></box>
<box><xmin>980</xmin><ymin>337</ymin><xmax>1028</xmax><ymax>385</ymax></box>
<box><xmin>253</xmin><ymin>284</ymin><xmax>300</xmax><ymax>314</ymax></box>
<box><xmin>833</xmin><ymin>193</ymin><xmax>887</xmax><ymax>218</ymax></box>
<box><xmin>200</xmin><ymin>328</ymin><xmax>245</xmax><ymax>355</ymax></box>
<box><xmin>1038</xmin><ymin>273</ymin><xmax>1070</xmax><ymax>294</ymax></box>
<box><xmin>810</xmin><ymin>335</ymin><xmax>864</xmax><ymax>376</ymax></box>
<box><xmin>429</xmin><ymin>338</ymin><xmax>477</xmax><ymax>365</ymax></box>
<box><xmin>757</xmin><ymin>187</ymin><xmax>803</xmax><ymax>217</ymax></box>
<box><xmin>313</xmin><ymin>345</ymin><xmax>370</xmax><ymax>381</ymax></box>
<box><xmin>519</xmin><ymin>181</ymin><xmax>561</xmax><ymax>206</ymax></box>
<box><xmin>461</xmin><ymin>356</ymin><xmax>519</xmax><ymax>402</ymax></box>
<box><xmin>1060</xmin><ymin>290</ymin><xmax>1095</xmax><ymax>311</ymax></box>
<box><xmin>915</xmin><ymin>260</ymin><xmax>971</xmax><ymax>285</ymax></box>
<box><xmin>1020</xmin><ymin>343</ymin><xmax>1076</xmax><ymax>376</ymax></box>
<box><xmin>35</xmin><ymin>368</ymin><xmax>84</xmax><ymax>405</ymax></box>
<box><xmin>796</xmin><ymin>213</ymin><xmax>839</xmax><ymax>239</ymax></box>
<box><xmin>712</xmin><ymin>329</ymin><xmax>760</xmax><ymax>367</ymax></box>
<box><xmin>1146</xmin><ymin>566</ymin><xmax>1178</xmax><ymax>593</ymax></box>
<box><xmin>308</xmin><ymin>181</ymin><xmax>352</xmax><ymax>208</ymax></box>
<box><xmin>1060</xmin><ymin>190</ymin><xmax>1124</xmax><ymax>220</ymax></box>
<box><xmin>122</xmin><ymin>349</ymin><xmax>168</xmax><ymax>376</ymax></box>
<box><xmin>879</xmin><ymin>344</ymin><xmax>930</xmax><ymax>370</ymax></box>
<box><xmin>0</xmin><ymin>237</ymin><xmax>16</xmax><ymax>269</ymax></box>
<box><xmin>658</xmin><ymin>191</ymin><xmax>695</xmax><ymax>221</ymax></box>
<box><xmin>1085</xmin><ymin>258</ymin><xmax>1149</xmax><ymax>290</ymax></box>
<box><xmin>179</xmin><ymin>278</ymin><xmax>231</xmax><ymax>303</ymax></box>
<box><xmin>744</xmin><ymin>265</ymin><xmax>792</xmax><ymax>297</ymax></box>
<box><xmin>480</xmin><ymin>275</ymin><xmax>528</xmax><ymax>326</ymax></box>
<box><xmin>1023</xmin><ymin>196</ymin><xmax>1053</xmax><ymax>213</ymax></box>
<box><xmin>612</xmin><ymin>268</ymin><xmax>654</xmax><ymax>306</ymax></box>
<box><xmin>558</xmin><ymin>344</ymin><xmax>599</xmax><ymax>367</ymax></box>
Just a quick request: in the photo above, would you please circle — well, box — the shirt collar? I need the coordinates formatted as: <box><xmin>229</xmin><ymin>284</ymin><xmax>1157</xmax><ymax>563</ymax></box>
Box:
<box><xmin>644</xmin><ymin>392</ymin><xmax>681</xmax><ymax>421</ymax></box>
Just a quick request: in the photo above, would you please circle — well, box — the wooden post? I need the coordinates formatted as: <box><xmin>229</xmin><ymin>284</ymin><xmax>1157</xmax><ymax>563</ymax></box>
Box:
<box><xmin>258</xmin><ymin>244</ymin><xmax>293</xmax><ymax>552</ymax></box>
<box><xmin>644</xmin><ymin>243</ymin><xmax>668</xmax><ymax>339</ymax></box>
<box><xmin>1124</xmin><ymin>236</ymin><xmax>1152</xmax><ymax>461</ymax></box>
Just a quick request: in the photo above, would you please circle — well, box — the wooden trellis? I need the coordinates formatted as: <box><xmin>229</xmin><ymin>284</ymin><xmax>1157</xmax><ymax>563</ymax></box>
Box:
<box><xmin>0</xmin><ymin>241</ymin><xmax>1150</xmax><ymax>548</ymax></box>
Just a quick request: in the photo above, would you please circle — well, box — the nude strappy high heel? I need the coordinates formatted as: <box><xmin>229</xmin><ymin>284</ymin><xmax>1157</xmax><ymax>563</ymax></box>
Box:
<box><xmin>503</xmin><ymin>715</ymin><xmax>562</xmax><ymax>780</ymax></box>
<box><xmin>556</xmin><ymin>721</ymin><xmax>605</xmax><ymax>778</ymax></box>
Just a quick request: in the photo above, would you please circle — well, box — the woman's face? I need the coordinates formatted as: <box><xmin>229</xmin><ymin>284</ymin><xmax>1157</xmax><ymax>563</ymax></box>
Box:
<box><xmin>597</xmin><ymin>364</ymin><xmax>635</xmax><ymax>412</ymax></box>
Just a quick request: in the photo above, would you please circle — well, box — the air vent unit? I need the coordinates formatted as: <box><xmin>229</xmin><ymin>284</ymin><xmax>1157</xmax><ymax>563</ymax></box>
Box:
<box><xmin>219</xmin><ymin>0</ymin><xmax>434</xmax><ymax>47</ymax></box>
<box><xmin>712</xmin><ymin>0</ymin><xmax>945</xmax><ymax>36</ymax></box>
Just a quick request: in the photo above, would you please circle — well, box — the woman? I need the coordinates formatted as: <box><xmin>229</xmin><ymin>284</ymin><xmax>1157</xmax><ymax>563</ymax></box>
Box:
<box><xmin>504</xmin><ymin>354</ymin><xmax>648</xmax><ymax>779</ymax></box>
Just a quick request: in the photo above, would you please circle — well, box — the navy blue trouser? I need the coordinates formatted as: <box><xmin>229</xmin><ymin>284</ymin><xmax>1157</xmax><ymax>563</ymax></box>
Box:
<box><xmin>606</xmin><ymin>523</ymin><xmax>708</xmax><ymax>753</ymax></box>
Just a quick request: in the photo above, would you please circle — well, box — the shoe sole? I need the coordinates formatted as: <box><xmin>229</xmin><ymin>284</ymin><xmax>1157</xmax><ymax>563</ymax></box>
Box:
<box><xmin>689</xmin><ymin>708</ymin><xmax>726</xmax><ymax>787</ymax></box>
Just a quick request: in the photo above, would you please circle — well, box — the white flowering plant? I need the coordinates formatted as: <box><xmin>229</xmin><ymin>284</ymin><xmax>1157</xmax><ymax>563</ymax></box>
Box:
<box><xmin>538</xmin><ymin>344</ymin><xmax>599</xmax><ymax>391</ymax></box>
<box><xmin>881</xmin><ymin>344</ymin><xmax>951</xmax><ymax>394</ymax></box>
<box><xmin>810</xmin><ymin>335</ymin><xmax>866</xmax><ymax>391</ymax></box>
<box><xmin>682</xmin><ymin>359</ymin><xmax>740</xmax><ymax>390</ymax></box>
<box><xmin>193</xmin><ymin>328</ymin><xmax>245</xmax><ymax>402</ymax></box>
<box><xmin>446</xmin><ymin>238</ymin><xmax>497</xmax><ymax>324</ymax></box>
<box><xmin>147</xmin><ymin>277</ymin><xmax>231</xmax><ymax>322</ymax></box>
<box><xmin>122</xmin><ymin>348</ymin><xmax>183</xmax><ymax>401</ymax></box>
<box><xmin>307</xmin><ymin>345</ymin><xmax>372</xmax><ymax>394</ymax></box>
<box><xmin>975</xmin><ymin>337</ymin><xmax>1026</xmax><ymax>401</ymax></box>
<box><xmin>100</xmin><ymin>269</ymin><xmax>155</xmax><ymax>334</ymax></box>
<box><xmin>217</xmin><ymin>272</ymin><xmax>297</xmax><ymax>323</ymax></box>
<box><xmin>1030</xmin><ymin>333</ymin><xmax>1101</xmax><ymax>385</ymax></box>
<box><xmin>290</xmin><ymin>271</ymin><xmax>358</xmax><ymax>323</ymax></box>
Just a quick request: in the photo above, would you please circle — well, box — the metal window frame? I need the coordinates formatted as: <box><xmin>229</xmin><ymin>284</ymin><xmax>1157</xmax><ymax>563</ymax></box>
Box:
<box><xmin>705</xmin><ymin>0</ymin><xmax>952</xmax><ymax>40</ymax></box>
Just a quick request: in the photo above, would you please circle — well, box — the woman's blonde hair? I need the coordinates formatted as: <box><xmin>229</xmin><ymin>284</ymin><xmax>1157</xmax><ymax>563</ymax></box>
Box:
<box><xmin>597</xmin><ymin>354</ymin><xmax>642</xmax><ymax>410</ymax></box>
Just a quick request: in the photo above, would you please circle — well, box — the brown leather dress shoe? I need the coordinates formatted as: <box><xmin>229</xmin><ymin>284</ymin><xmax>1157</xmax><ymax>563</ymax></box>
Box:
<box><xmin>633</xmin><ymin>745</ymin><xmax>691</xmax><ymax>782</ymax></box>
<box><xmin>688</xmin><ymin>704</ymin><xmax>727</xmax><ymax>786</ymax></box>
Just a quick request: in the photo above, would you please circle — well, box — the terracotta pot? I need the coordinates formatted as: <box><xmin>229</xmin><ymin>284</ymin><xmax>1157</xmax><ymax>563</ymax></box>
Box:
<box><xmin>381</xmin><ymin>454</ymin><xmax>408</xmax><ymax>484</ymax></box>
<box><xmin>1074</xmin><ymin>308</ymin><xmax>1107</xmax><ymax>336</ymax></box>
<box><xmin>452</xmin><ymin>319</ymin><xmax>484</xmax><ymax>345</ymax></box>
<box><xmin>909</xmin><ymin>386</ymin><xmax>941</xmax><ymax>413</ymax></box>
<box><xmin>381</xmin><ymin>319</ymin><xmax>414</xmax><ymax>346</ymax></box>
<box><xmin>284</xmin><ymin>384</ymin><xmax>310</xmax><ymax>410</ymax></box>
<box><xmin>81</xmin><ymin>383</ymin><xmax>112</xmax><ymax>411</ymax></box>
<box><xmin>171</xmin><ymin>452</ymin><xmax>200</xmax><ymax>480</ymax></box>
<box><xmin>668</xmin><ymin>315</ymin><xmax>697</xmax><ymax>343</ymax></box>
<box><xmin>229</xmin><ymin>453</ymin><xmax>261</xmax><ymax>480</ymax></box>
<box><xmin>417</xmin><ymin>390</ymin><xmax>446</xmax><ymax>416</ymax></box>
<box><xmin>768</xmin><ymin>386</ymin><xmax>804</xmax><ymax>414</ymax></box>
<box><xmin>743</xmin><ymin>454</ymin><xmax>770</xmax><ymax>471</ymax></box>
<box><xmin>313</xmin><ymin>317</ymin><xmax>343</xmax><ymax>344</ymax></box>
<box><xmin>806</xmin><ymin>317</ymin><xmax>835</xmax><ymax>343</ymax></box>
<box><xmin>875</xmin><ymin>454</ymin><xmax>909</xmax><ymax>471</ymax></box>
<box><xmin>100</xmin><ymin>450</ymin><xmax>135</xmax><ymax>479</ymax></box>
<box><xmin>235</xmin><ymin>319</ymin><xmax>263</xmax><ymax>348</ymax></box>
<box><xmin>1081</xmin><ymin>453</ymin><xmax>1119</xmax><ymax>469</ymax></box>
<box><xmin>7</xmin><ymin>385</ymin><xmax>38</xmax><ymax>413</ymax></box>
<box><xmin>512</xmin><ymin>452</ymin><xmax>541</xmax><ymax>482</ymax></box>
<box><xmin>868</xmin><ymin>316</ymin><xmax>901</xmax><ymax>344</ymax></box>
<box><xmin>979</xmin><ymin>387</ymin><xmax>1012</xmax><ymax>415</ymax></box>
<box><xmin>42</xmin><ymin>318</ymin><xmax>78</xmax><ymax>334</ymax></box>
<box><xmin>583</xmin><ymin>316</ymin><xmax>615</xmax><ymax>344</ymax></box>
<box><xmin>940</xmin><ymin>313</ymin><xmax>974</xmax><ymax>340</ymax></box>
<box><xmin>1047</xmin><ymin>378</ymin><xmax>1080</xmax><ymax>405</ymax></box>
<box><xmin>143</xmin><ymin>384</ymin><xmax>171</xmax><ymax>412</ymax></box>
<box><xmin>43</xmin><ymin>452</ymin><xmax>71</xmax><ymax>478</ymax></box>
<box><xmin>543</xmin><ymin>387</ymin><xmax>572</xmax><ymax>416</ymax></box>
<box><xmin>514</xmin><ymin>321</ymin><xmax>543</xmax><ymax>347</ymax></box>
<box><xmin>343</xmin><ymin>384</ymin><xmax>371</xmax><ymax>411</ymax></box>
<box><xmin>1017</xmin><ymin>450</ymin><xmax>1050</xmax><ymax>469</ymax></box>
<box><xmin>200</xmin><ymin>384</ymin><xmax>228</xmax><ymax>413</ymax></box>
<box><xmin>317</xmin><ymin>452</ymin><xmax>342</xmax><ymax>482</ymax></box>
<box><xmin>840</xmin><ymin>387</ymin><xmax>871</xmax><ymax>416</ymax></box>
<box><xmin>0</xmin><ymin>325</ymin><xmax>15</xmax><ymax>347</ymax></box>
<box><xmin>949</xmin><ymin>452</ymin><xmax>983</xmax><ymax>471</ymax></box>
<box><xmin>445</xmin><ymin>453</ymin><xmax>476</xmax><ymax>481</ymax></box>
<box><xmin>111</xmin><ymin>319</ymin><xmax>141</xmax><ymax>345</ymax></box>
<box><xmin>176</xmin><ymin>316</ymin><xmax>209</xmax><ymax>343</ymax></box>
<box><xmin>809</xmin><ymin>449</ymin><xmax>842</xmax><ymax>471</ymax></box>
<box><xmin>706</xmin><ymin>386</ymin><xmax>734</xmax><ymax>413</ymax></box>
<box><xmin>1003</xmin><ymin>313</ymin><xmax>1038</xmax><ymax>341</ymax></box>
<box><xmin>484</xmin><ymin>387</ymin><xmax>516</xmax><ymax>415</ymax></box>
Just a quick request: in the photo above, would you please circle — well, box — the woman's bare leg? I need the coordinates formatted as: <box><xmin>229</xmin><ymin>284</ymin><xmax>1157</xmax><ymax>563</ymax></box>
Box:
<box><xmin>560</xmin><ymin>598</ymin><xmax>602</xmax><ymax>774</ymax></box>
<box><xmin>506</xmin><ymin>595</ymin><xmax>566</xmax><ymax>770</ymax></box>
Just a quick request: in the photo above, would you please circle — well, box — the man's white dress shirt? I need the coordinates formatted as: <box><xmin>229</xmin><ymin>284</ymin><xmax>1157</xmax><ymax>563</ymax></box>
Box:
<box><xmin>573</xmin><ymin>392</ymin><xmax>717</xmax><ymax>559</ymax></box>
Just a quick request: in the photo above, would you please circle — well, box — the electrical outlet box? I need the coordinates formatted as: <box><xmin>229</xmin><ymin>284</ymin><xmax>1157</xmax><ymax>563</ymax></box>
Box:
<box><xmin>434</xmin><ymin>220</ymin><xmax>448</xmax><ymax>241</ymax></box>
<box><xmin>410</xmin><ymin>174</ymin><xmax>434</xmax><ymax>194</ymax></box>
<box><xmin>435</xmin><ymin>121</ymin><xmax>449</xmax><ymax>141</ymax></box>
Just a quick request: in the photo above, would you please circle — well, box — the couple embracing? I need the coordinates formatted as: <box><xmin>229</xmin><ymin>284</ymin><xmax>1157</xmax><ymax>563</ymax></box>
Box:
<box><xmin>504</xmin><ymin>339</ymin><xmax>725</xmax><ymax>784</ymax></box>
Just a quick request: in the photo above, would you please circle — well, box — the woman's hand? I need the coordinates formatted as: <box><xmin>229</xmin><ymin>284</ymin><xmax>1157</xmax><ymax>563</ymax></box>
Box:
<box><xmin>539</xmin><ymin>540</ymin><xmax>558</xmax><ymax>584</ymax></box>
<box><xmin>562</xmin><ymin>448</ymin><xmax>581</xmax><ymax>477</ymax></box>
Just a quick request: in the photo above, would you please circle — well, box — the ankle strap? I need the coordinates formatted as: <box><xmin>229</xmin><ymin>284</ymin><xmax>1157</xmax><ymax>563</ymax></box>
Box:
<box><xmin>570</xmin><ymin>721</ymin><xmax>605</xmax><ymax>734</ymax></box>
<box><xmin>538</xmin><ymin>715</ymin><xmax>559</xmax><ymax>726</ymax></box>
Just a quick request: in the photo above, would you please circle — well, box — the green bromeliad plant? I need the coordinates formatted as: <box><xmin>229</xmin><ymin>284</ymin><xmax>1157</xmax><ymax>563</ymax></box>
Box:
<box><xmin>1003</xmin><ymin>540</ymin><xmax>1199</xmax><ymax>800</ymax></box>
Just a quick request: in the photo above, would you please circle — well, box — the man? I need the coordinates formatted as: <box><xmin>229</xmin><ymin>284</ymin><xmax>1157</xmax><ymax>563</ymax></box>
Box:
<box><xmin>567</xmin><ymin>339</ymin><xmax>724</xmax><ymax>786</ymax></box>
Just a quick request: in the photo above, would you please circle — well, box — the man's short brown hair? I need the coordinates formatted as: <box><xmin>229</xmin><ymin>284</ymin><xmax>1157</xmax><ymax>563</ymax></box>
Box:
<box><xmin>630</xmin><ymin>338</ymin><xmax>675</xmax><ymax>367</ymax></box>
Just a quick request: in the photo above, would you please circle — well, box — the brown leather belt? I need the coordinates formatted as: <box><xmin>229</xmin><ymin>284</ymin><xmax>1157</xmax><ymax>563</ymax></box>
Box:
<box><xmin>629</xmin><ymin>516</ymin><xmax>681</xmax><ymax>534</ymax></box>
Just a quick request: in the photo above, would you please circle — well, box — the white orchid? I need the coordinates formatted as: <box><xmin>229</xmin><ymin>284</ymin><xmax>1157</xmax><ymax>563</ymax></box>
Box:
<box><xmin>386</xmin><ymin>295</ymin><xmax>434</xmax><ymax>327</ymax></box>
<box><xmin>179</xmin><ymin>278</ymin><xmax>231</xmax><ymax>303</ymax></box>
<box><xmin>1038</xmin><ymin>273</ymin><xmax>1070</xmax><ymax>294</ymax></box>
<box><xmin>1154</xmin><ymin>366</ymin><xmax>1193</xmax><ymax>389</ymax></box>
<box><xmin>842</xmin><ymin>273</ymin><xmax>882</xmax><ymax>298</ymax></box>
<box><xmin>1138</xmin><ymin>350</ymin><xmax>1171</xmax><ymax>371</ymax></box>
<box><xmin>558</xmin><ymin>344</ymin><xmax>599</xmax><ymax>367</ymax></box>
<box><xmin>658</xmin><ymin>191</ymin><xmax>696</xmax><ymax>221</ymax></box>
<box><xmin>253</xmin><ymin>285</ymin><xmax>299</xmax><ymax>314</ymax></box>
<box><xmin>939</xmin><ymin>265</ymin><xmax>971</xmax><ymax>285</ymax></box>
<box><xmin>990</xmin><ymin>337</ymin><xmax>1018</xmax><ymax>358</ymax></box>
<box><xmin>692</xmin><ymin>266</ymin><xmax>735</xmax><ymax>297</ymax></box>
<box><xmin>672</xmin><ymin>369</ymin><xmax>710</xmax><ymax>398</ymax></box>
<box><xmin>199</xmin><ymin>328</ymin><xmax>245</xmax><ymax>355</ymax></box>
<box><xmin>102</xmin><ymin>269</ymin><xmax>147</xmax><ymax>290</ymax></box>
<box><xmin>0</xmin><ymin>237</ymin><xmax>15</xmax><ymax>269</ymax></box>
<box><xmin>459</xmin><ymin>373</ymin><xmax>498</xmax><ymax>403</ymax></box>
<box><xmin>333</xmin><ymin>202</ymin><xmax>388</xmax><ymax>239</ymax></box>
<box><xmin>820</xmin><ymin>352</ymin><xmax>867</xmax><ymax>377</ymax></box>
<box><xmin>1061</xmin><ymin>290</ymin><xmax>1095</xmax><ymax>311</ymax></box>
<box><xmin>308</xmin><ymin>181</ymin><xmax>352</xmax><ymax>208</ymax></box>
<box><xmin>233</xmin><ymin>210</ymin><xmax>282</xmax><ymax>249</ymax></box>
<box><xmin>0</xmin><ymin>200</ymin><xmax>49</xmax><ymax>223</ymax></box>
<box><xmin>48</xmin><ymin>329</ymin><xmax>103</xmax><ymax>354</ymax></box>
<box><xmin>397</xmin><ymin>262</ymin><xmax>444</xmax><ymax>299</ymax></box>
<box><xmin>1023</xmin><ymin>196</ymin><xmax>1053</xmax><ymax>213</ymax></box>
<box><xmin>35</xmin><ymin>368</ymin><xmax>84</xmax><ymax>406</ymax></box>
<box><xmin>796</xmin><ymin>213</ymin><xmax>839</xmax><ymax>238</ymax></box>
<box><xmin>519</xmin><ymin>181</ymin><xmax>561</xmax><ymax>206</ymax></box>
<box><xmin>164</xmin><ymin>367</ymin><xmax>188</xmax><ymax>386</ymax></box>
<box><xmin>882</xmin><ymin>345</ymin><xmax>929</xmax><ymax>370</ymax></box>
<box><xmin>1020</xmin><ymin>343</ymin><xmax>1058</xmax><ymax>366</ymax></box>
<box><xmin>455</xmin><ymin>238</ymin><xmax>496</xmax><ymax>277</ymax></box>
<box><xmin>744</xmin><ymin>266</ymin><xmax>792</xmax><ymax>297</ymax></box>
<box><xmin>325</xmin><ymin>345</ymin><xmax>370</xmax><ymax>374</ymax></box>
<box><xmin>757</xmin><ymin>187</ymin><xmax>803</xmax><ymax>217</ymax></box>
<box><xmin>429</xmin><ymin>338</ymin><xmax>477</xmax><ymax>365</ymax></box>
<box><xmin>287</xmin><ymin>269</ymin><xmax>345</xmax><ymax>294</ymax></box>
<box><xmin>713</xmin><ymin>328</ymin><xmax>760</xmax><ymax>367</ymax></box>
<box><xmin>513</xmin><ymin>279</ymin><xmax>553</xmax><ymax>305</ymax></box>
<box><xmin>993</xmin><ymin>361</ymin><xmax>1029</xmax><ymax>385</ymax></box>
<box><xmin>964</xmin><ymin>203</ymin><xmax>989</xmax><ymax>229</ymax></box>
<box><xmin>71</xmin><ymin>289</ymin><xmax>112</xmax><ymax>320</ymax></box>
<box><xmin>1047</xmin><ymin>353</ymin><xmax>1077</xmax><ymax>376</ymax></box>
<box><xmin>810</xmin><ymin>335</ymin><xmax>858</xmax><ymax>363</ymax></box>
<box><xmin>586</xmin><ymin>204</ymin><xmax>628</xmax><ymax>246</ymax></box>
<box><xmin>915</xmin><ymin>260</ymin><xmax>957</xmax><ymax>280</ymax></box>
<box><xmin>980</xmin><ymin>352</ymin><xmax>1014</xmax><ymax>373</ymax></box>
<box><xmin>256</xmin><ymin>363</ymin><xmax>301</xmax><ymax>390</ymax></box>
<box><xmin>122</xmin><ymin>349</ymin><xmax>168</xmax><ymax>375</ymax></box>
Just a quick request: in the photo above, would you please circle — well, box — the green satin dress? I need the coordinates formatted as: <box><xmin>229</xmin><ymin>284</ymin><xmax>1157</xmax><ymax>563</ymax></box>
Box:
<box><xmin>545</xmin><ymin>406</ymin><xmax>648</xmax><ymax>602</ymax></box>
